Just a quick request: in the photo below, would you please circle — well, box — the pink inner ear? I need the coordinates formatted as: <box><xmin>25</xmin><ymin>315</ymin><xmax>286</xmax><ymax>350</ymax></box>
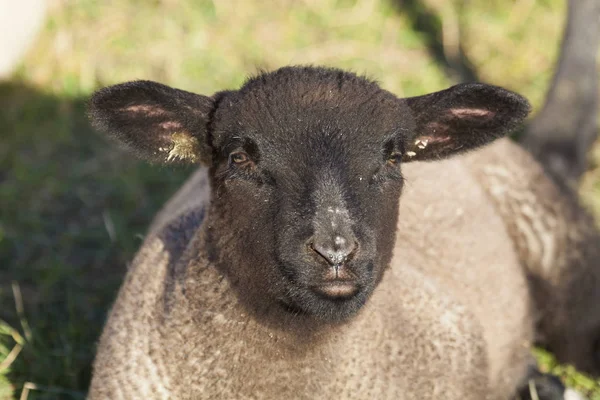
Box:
<box><xmin>121</xmin><ymin>104</ymin><xmax>168</xmax><ymax>117</ymax></box>
<box><xmin>449</xmin><ymin>108</ymin><xmax>495</xmax><ymax>118</ymax></box>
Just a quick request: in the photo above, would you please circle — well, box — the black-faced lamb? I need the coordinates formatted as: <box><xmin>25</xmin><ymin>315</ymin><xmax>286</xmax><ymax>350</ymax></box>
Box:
<box><xmin>87</xmin><ymin>66</ymin><xmax>549</xmax><ymax>399</ymax></box>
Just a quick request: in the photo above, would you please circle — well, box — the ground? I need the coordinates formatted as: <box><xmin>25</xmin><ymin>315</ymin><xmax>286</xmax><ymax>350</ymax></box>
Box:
<box><xmin>1</xmin><ymin>0</ymin><xmax>599</xmax><ymax>398</ymax></box>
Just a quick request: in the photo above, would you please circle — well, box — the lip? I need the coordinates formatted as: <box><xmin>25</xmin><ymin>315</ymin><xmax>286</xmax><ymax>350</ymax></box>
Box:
<box><xmin>312</xmin><ymin>280</ymin><xmax>359</xmax><ymax>299</ymax></box>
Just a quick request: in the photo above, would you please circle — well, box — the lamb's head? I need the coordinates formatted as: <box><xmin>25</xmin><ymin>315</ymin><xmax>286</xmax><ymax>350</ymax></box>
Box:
<box><xmin>89</xmin><ymin>66</ymin><xmax>530</xmax><ymax>323</ymax></box>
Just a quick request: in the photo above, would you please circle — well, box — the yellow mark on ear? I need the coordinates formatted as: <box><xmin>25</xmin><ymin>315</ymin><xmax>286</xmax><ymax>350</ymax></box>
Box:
<box><xmin>166</xmin><ymin>132</ymin><xmax>201</xmax><ymax>163</ymax></box>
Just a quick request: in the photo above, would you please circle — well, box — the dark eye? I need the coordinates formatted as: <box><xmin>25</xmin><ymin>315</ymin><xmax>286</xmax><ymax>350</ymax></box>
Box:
<box><xmin>229</xmin><ymin>151</ymin><xmax>251</xmax><ymax>165</ymax></box>
<box><xmin>387</xmin><ymin>152</ymin><xmax>402</xmax><ymax>165</ymax></box>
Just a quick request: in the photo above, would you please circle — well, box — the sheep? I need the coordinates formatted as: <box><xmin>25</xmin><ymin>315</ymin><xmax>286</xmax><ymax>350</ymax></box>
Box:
<box><xmin>86</xmin><ymin>65</ymin><xmax>554</xmax><ymax>400</ymax></box>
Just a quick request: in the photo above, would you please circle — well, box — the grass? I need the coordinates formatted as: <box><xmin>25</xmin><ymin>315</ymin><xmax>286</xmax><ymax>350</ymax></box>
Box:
<box><xmin>0</xmin><ymin>0</ymin><xmax>599</xmax><ymax>398</ymax></box>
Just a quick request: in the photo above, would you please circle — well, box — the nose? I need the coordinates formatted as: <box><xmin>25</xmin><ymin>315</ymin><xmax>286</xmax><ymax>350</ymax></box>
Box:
<box><xmin>310</xmin><ymin>235</ymin><xmax>357</xmax><ymax>265</ymax></box>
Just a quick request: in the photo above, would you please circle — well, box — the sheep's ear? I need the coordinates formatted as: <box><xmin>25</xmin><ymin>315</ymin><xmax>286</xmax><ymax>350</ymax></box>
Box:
<box><xmin>88</xmin><ymin>80</ymin><xmax>214</xmax><ymax>165</ymax></box>
<box><xmin>402</xmin><ymin>83</ymin><xmax>531</xmax><ymax>162</ymax></box>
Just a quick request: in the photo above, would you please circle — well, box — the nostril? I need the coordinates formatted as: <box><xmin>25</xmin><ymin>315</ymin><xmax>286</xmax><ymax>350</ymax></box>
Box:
<box><xmin>310</xmin><ymin>237</ymin><xmax>357</xmax><ymax>265</ymax></box>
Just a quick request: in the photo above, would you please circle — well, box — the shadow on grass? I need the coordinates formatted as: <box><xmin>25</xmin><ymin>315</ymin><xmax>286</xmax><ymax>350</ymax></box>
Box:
<box><xmin>0</xmin><ymin>81</ymin><xmax>194</xmax><ymax>399</ymax></box>
<box><xmin>391</xmin><ymin>0</ymin><xmax>479</xmax><ymax>83</ymax></box>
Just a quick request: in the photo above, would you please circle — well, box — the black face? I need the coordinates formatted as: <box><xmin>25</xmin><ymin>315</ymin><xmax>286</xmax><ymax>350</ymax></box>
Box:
<box><xmin>206</xmin><ymin>73</ymin><xmax>410</xmax><ymax>321</ymax></box>
<box><xmin>88</xmin><ymin>65</ymin><xmax>531</xmax><ymax>323</ymax></box>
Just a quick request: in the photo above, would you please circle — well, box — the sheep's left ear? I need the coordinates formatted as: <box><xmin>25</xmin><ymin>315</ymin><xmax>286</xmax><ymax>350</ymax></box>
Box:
<box><xmin>88</xmin><ymin>80</ymin><xmax>214</xmax><ymax>165</ymax></box>
<box><xmin>402</xmin><ymin>83</ymin><xmax>531</xmax><ymax>162</ymax></box>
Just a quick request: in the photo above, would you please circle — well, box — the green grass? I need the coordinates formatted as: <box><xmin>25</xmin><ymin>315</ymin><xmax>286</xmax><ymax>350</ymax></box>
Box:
<box><xmin>0</xmin><ymin>0</ymin><xmax>599</xmax><ymax>398</ymax></box>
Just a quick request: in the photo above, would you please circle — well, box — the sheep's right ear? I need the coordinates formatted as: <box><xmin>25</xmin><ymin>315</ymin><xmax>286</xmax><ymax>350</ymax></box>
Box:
<box><xmin>402</xmin><ymin>83</ymin><xmax>531</xmax><ymax>162</ymax></box>
<box><xmin>88</xmin><ymin>80</ymin><xmax>214</xmax><ymax>165</ymax></box>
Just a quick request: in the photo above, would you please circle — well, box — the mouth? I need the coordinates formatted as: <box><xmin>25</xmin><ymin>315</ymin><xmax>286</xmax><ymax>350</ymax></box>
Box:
<box><xmin>312</xmin><ymin>280</ymin><xmax>359</xmax><ymax>299</ymax></box>
<box><xmin>277</xmin><ymin>260</ymin><xmax>375</xmax><ymax>321</ymax></box>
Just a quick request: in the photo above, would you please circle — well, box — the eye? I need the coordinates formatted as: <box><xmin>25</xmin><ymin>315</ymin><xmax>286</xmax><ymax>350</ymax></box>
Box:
<box><xmin>229</xmin><ymin>151</ymin><xmax>251</xmax><ymax>166</ymax></box>
<box><xmin>387</xmin><ymin>152</ymin><xmax>403</xmax><ymax>165</ymax></box>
